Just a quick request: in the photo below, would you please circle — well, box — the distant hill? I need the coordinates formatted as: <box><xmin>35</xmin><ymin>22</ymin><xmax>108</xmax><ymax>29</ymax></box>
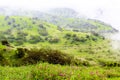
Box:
<box><xmin>0</xmin><ymin>7</ymin><xmax>118</xmax><ymax>33</ymax></box>
<box><xmin>39</xmin><ymin>8</ymin><xmax>118</xmax><ymax>33</ymax></box>
<box><xmin>32</xmin><ymin>8</ymin><xmax>119</xmax><ymax>33</ymax></box>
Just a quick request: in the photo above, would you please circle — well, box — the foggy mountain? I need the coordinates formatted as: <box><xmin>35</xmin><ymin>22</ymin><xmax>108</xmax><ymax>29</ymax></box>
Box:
<box><xmin>0</xmin><ymin>6</ymin><xmax>118</xmax><ymax>34</ymax></box>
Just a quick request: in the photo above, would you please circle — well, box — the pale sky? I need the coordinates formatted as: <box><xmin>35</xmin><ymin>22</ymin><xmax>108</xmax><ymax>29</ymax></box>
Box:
<box><xmin>0</xmin><ymin>0</ymin><xmax>120</xmax><ymax>30</ymax></box>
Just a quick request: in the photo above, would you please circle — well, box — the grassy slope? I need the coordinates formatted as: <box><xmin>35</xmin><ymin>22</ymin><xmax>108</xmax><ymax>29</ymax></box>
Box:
<box><xmin>87</xmin><ymin>19</ymin><xmax>112</xmax><ymax>30</ymax></box>
<box><xmin>0</xmin><ymin>15</ymin><xmax>106</xmax><ymax>47</ymax></box>
<box><xmin>0</xmin><ymin>15</ymin><xmax>111</xmax><ymax>64</ymax></box>
<box><xmin>0</xmin><ymin>15</ymin><xmax>120</xmax><ymax>79</ymax></box>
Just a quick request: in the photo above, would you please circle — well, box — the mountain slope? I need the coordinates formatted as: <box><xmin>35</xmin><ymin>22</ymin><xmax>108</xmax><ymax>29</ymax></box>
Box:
<box><xmin>1</xmin><ymin>11</ymin><xmax>120</xmax><ymax>80</ymax></box>
<box><xmin>0</xmin><ymin>15</ymin><xmax>114</xmax><ymax>66</ymax></box>
<box><xmin>0</xmin><ymin>7</ymin><xmax>118</xmax><ymax>33</ymax></box>
<box><xmin>0</xmin><ymin>15</ymin><xmax>105</xmax><ymax>47</ymax></box>
<box><xmin>39</xmin><ymin>8</ymin><xmax>118</xmax><ymax>33</ymax></box>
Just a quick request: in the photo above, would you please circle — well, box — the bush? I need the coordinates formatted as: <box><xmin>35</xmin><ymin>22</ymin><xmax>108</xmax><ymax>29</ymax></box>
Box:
<box><xmin>0</xmin><ymin>53</ymin><xmax>8</xmax><ymax>66</ymax></box>
<box><xmin>64</xmin><ymin>33</ymin><xmax>71</xmax><ymax>40</ymax></box>
<box><xmin>91</xmin><ymin>31</ymin><xmax>99</xmax><ymax>36</ymax></box>
<box><xmin>38</xmin><ymin>30</ymin><xmax>48</xmax><ymax>36</ymax></box>
<box><xmin>39</xmin><ymin>24</ymin><xmax>46</xmax><ymax>30</ymax></box>
<box><xmin>1</xmin><ymin>40</ymin><xmax>10</xmax><ymax>46</ymax></box>
<box><xmin>92</xmin><ymin>37</ymin><xmax>97</xmax><ymax>41</ymax></box>
<box><xmin>98</xmin><ymin>59</ymin><xmax>120</xmax><ymax>67</ymax></box>
<box><xmin>22</xmin><ymin>49</ymin><xmax>48</xmax><ymax>64</ymax></box>
<box><xmin>47</xmin><ymin>50</ymin><xmax>72</xmax><ymax>65</ymax></box>
<box><xmin>8</xmin><ymin>21</ymin><xmax>12</xmax><ymax>25</ymax></box>
<box><xmin>0</xmin><ymin>53</ymin><xmax>4</xmax><ymax>61</ymax></box>
<box><xmin>14</xmin><ymin>40</ymin><xmax>24</xmax><ymax>46</ymax></box>
<box><xmin>14</xmin><ymin>48</ymin><xmax>25</xmax><ymax>59</ymax></box>
<box><xmin>71</xmin><ymin>35</ymin><xmax>87</xmax><ymax>43</ymax></box>
<box><xmin>73</xmin><ymin>29</ymin><xmax>79</xmax><ymax>32</ymax></box>
<box><xmin>28</xmin><ymin>35</ymin><xmax>44</xmax><ymax>44</ymax></box>
<box><xmin>22</xmin><ymin>48</ymin><xmax>73</xmax><ymax>65</ymax></box>
<box><xmin>48</xmin><ymin>37</ymin><xmax>60</xmax><ymax>43</ymax></box>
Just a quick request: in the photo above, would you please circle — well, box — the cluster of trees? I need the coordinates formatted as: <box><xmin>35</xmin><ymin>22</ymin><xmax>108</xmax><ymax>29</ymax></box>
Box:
<box><xmin>64</xmin><ymin>33</ymin><xmax>105</xmax><ymax>44</ymax></box>
<box><xmin>65</xmin><ymin>33</ymin><xmax>87</xmax><ymax>43</ymax></box>
<box><xmin>0</xmin><ymin>29</ymin><xmax>61</xmax><ymax>46</ymax></box>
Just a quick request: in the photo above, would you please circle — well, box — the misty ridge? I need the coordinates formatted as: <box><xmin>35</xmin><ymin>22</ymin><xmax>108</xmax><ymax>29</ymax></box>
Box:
<box><xmin>0</xmin><ymin>6</ymin><xmax>118</xmax><ymax>31</ymax></box>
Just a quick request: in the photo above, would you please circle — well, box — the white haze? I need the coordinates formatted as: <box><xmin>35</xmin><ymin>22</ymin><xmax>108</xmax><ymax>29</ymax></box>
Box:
<box><xmin>0</xmin><ymin>0</ymin><xmax>120</xmax><ymax>41</ymax></box>
<box><xmin>0</xmin><ymin>0</ymin><xmax>120</xmax><ymax>29</ymax></box>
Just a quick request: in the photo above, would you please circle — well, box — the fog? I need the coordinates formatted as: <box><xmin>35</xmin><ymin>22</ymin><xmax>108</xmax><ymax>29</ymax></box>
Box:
<box><xmin>0</xmin><ymin>0</ymin><xmax>120</xmax><ymax>30</ymax></box>
<box><xmin>110</xmin><ymin>32</ymin><xmax>120</xmax><ymax>49</ymax></box>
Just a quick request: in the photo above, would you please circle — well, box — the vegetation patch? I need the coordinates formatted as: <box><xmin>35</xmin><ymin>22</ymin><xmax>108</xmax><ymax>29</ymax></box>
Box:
<box><xmin>21</xmin><ymin>48</ymin><xmax>73</xmax><ymax>65</ymax></box>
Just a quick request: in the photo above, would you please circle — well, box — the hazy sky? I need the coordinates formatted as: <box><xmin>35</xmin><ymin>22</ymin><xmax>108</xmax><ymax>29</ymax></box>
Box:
<box><xmin>0</xmin><ymin>0</ymin><xmax>120</xmax><ymax>30</ymax></box>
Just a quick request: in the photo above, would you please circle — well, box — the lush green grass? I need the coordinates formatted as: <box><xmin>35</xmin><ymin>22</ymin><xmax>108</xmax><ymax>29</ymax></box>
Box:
<box><xmin>0</xmin><ymin>63</ymin><xmax>120</xmax><ymax>80</ymax></box>
<box><xmin>0</xmin><ymin>42</ymin><xmax>120</xmax><ymax>80</ymax></box>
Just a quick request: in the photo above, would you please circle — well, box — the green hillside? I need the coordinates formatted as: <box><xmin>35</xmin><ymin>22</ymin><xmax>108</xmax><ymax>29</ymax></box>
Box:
<box><xmin>0</xmin><ymin>15</ymin><xmax>105</xmax><ymax>47</ymax></box>
<box><xmin>0</xmin><ymin>7</ymin><xmax>118</xmax><ymax>33</ymax></box>
<box><xmin>0</xmin><ymin>15</ymin><xmax>120</xmax><ymax>80</ymax></box>
<box><xmin>0</xmin><ymin>15</ymin><xmax>119</xmax><ymax>65</ymax></box>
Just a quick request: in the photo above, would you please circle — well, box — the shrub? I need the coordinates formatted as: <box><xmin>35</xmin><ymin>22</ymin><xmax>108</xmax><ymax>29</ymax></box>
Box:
<box><xmin>91</xmin><ymin>31</ymin><xmax>99</xmax><ymax>36</ymax></box>
<box><xmin>32</xmin><ymin>21</ymin><xmax>36</xmax><ymax>24</ymax></box>
<box><xmin>1</xmin><ymin>40</ymin><xmax>10</xmax><ymax>46</ymax></box>
<box><xmin>0</xmin><ymin>53</ymin><xmax>8</xmax><ymax>66</ymax></box>
<box><xmin>8</xmin><ymin>21</ymin><xmax>12</xmax><ymax>25</ymax></box>
<box><xmin>64</xmin><ymin>33</ymin><xmax>71</xmax><ymax>39</ymax></box>
<box><xmin>0</xmin><ymin>53</ymin><xmax>4</xmax><ymax>61</ymax></box>
<box><xmin>72</xmin><ymin>35</ymin><xmax>87</xmax><ymax>43</ymax></box>
<box><xmin>22</xmin><ymin>48</ymin><xmax>73</xmax><ymax>65</ymax></box>
<box><xmin>14</xmin><ymin>48</ymin><xmax>25</xmax><ymax>59</ymax></box>
<box><xmin>22</xmin><ymin>48</ymin><xmax>48</xmax><ymax>64</ymax></box>
<box><xmin>28</xmin><ymin>36</ymin><xmax>44</xmax><ymax>44</ymax></box>
<box><xmin>92</xmin><ymin>37</ymin><xmax>97</xmax><ymax>41</ymax></box>
<box><xmin>13</xmin><ymin>24</ymin><xmax>17</xmax><ymax>27</ymax></box>
<box><xmin>73</xmin><ymin>29</ymin><xmax>79</xmax><ymax>32</ymax></box>
<box><xmin>86</xmin><ymin>35</ymin><xmax>90</xmax><ymax>39</ymax></box>
<box><xmin>48</xmin><ymin>37</ymin><xmax>60</xmax><ymax>43</ymax></box>
<box><xmin>39</xmin><ymin>24</ymin><xmax>46</xmax><ymax>30</ymax></box>
<box><xmin>47</xmin><ymin>50</ymin><xmax>72</xmax><ymax>65</ymax></box>
<box><xmin>38</xmin><ymin>30</ymin><xmax>48</xmax><ymax>36</ymax></box>
<box><xmin>98</xmin><ymin>59</ymin><xmax>120</xmax><ymax>67</ymax></box>
<box><xmin>14</xmin><ymin>40</ymin><xmax>24</xmax><ymax>46</ymax></box>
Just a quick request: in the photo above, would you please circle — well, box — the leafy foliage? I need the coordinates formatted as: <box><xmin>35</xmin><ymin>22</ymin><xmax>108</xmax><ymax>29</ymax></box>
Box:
<box><xmin>22</xmin><ymin>48</ymin><xmax>73</xmax><ymax>65</ymax></box>
<box><xmin>14</xmin><ymin>48</ymin><xmax>25</xmax><ymax>59</ymax></box>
